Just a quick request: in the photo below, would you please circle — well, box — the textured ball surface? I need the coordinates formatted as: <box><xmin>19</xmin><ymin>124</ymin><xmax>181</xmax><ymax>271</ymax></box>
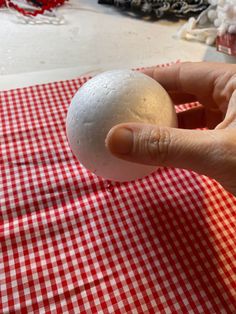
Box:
<box><xmin>66</xmin><ymin>70</ymin><xmax>177</xmax><ymax>182</ymax></box>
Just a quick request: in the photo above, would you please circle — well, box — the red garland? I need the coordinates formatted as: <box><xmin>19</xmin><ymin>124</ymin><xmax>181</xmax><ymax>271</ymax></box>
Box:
<box><xmin>0</xmin><ymin>0</ymin><xmax>68</xmax><ymax>16</ymax></box>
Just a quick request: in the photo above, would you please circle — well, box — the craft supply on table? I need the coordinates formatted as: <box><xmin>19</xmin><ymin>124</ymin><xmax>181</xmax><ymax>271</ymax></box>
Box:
<box><xmin>66</xmin><ymin>70</ymin><xmax>177</xmax><ymax>182</ymax></box>
<box><xmin>0</xmin><ymin>0</ymin><xmax>68</xmax><ymax>24</ymax></box>
<box><xmin>216</xmin><ymin>32</ymin><xmax>236</xmax><ymax>56</ymax></box>
<box><xmin>98</xmin><ymin>0</ymin><xmax>236</xmax><ymax>51</ymax></box>
<box><xmin>98</xmin><ymin>0</ymin><xmax>209</xmax><ymax>19</ymax></box>
<box><xmin>177</xmin><ymin>0</ymin><xmax>236</xmax><ymax>46</ymax></box>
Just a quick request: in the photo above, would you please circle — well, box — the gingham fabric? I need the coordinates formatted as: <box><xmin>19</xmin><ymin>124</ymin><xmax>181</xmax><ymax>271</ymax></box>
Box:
<box><xmin>1</xmin><ymin>71</ymin><xmax>236</xmax><ymax>314</ymax></box>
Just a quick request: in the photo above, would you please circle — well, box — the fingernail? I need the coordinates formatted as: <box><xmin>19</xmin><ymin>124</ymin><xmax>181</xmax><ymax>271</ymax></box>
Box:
<box><xmin>107</xmin><ymin>127</ymin><xmax>133</xmax><ymax>155</ymax></box>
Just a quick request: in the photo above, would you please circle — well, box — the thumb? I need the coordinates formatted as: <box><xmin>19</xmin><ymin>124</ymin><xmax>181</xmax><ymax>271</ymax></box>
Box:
<box><xmin>106</xmin><ymin>123</ymin><xmax>222</xmax><ymax>178</ymax></box>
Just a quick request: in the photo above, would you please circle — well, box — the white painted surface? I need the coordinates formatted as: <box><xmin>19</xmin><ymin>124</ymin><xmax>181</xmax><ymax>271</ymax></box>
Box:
<box><xmin>0</xmin><ymin>0</ymin><xmax>234</xmax><ymax>91</ymax></box>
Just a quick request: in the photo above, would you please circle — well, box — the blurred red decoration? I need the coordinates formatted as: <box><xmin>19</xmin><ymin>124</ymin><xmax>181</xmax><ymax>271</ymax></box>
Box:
<box><xmin>0</xmin><ymin>0</ymin><xmax>68</xmax><ymax>16</ymax></box>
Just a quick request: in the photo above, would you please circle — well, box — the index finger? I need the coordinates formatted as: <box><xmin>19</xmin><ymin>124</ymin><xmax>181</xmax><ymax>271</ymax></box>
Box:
<box><xmin>141</xmin><ymin>62</ymin><xmax>231</xmax><ymax>107</ymax></box>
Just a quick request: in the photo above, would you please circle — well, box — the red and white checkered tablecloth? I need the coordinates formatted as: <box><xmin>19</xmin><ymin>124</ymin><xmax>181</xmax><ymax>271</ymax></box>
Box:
<box><xmin>1</xmin><ymin>72</ymin><xmax>236</xmax><ymax>314</ymax></box>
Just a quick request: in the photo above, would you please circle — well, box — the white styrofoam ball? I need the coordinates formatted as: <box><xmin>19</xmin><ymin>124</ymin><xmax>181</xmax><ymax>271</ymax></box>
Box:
<box><xmin>66</xmin><ymin>70</ymin><xmax>177</xmax><ymax>182</ymax></box>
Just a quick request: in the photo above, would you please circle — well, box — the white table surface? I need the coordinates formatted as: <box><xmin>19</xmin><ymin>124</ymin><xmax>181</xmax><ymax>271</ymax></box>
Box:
<box><xmin>0</xmin><ymin>0</ymin><xmax>235</xmax><ymax>91</ymax></box>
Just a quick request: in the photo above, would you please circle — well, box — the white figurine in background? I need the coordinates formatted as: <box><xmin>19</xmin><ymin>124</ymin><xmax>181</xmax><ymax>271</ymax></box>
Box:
<box><xmin>177</xmin><ymin>0</ymin><xmax>236</xmax><ymax>45</ymax></box>
<box><xmin>215</xmin><ymin>0</ymin><xmax>236</xmax><ymax>34</ymax></box>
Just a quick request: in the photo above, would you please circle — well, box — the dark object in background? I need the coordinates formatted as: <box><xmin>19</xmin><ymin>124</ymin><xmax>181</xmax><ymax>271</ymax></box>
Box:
<box><xmin>98</xmin><ymin>0</ymin><xmax>114</xmax><ymax>4</ymax></box>
<box><xmin>98</xmin><ymin>0</ymin><xmax>209</xmax><ymax>19</ymax></box>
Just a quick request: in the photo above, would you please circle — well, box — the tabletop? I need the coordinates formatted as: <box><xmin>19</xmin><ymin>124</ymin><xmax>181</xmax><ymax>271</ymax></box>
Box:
<box><xmin>0</xmin><ymin>0</ymin><xmax>234</xmax><ymax>91</ymax></box>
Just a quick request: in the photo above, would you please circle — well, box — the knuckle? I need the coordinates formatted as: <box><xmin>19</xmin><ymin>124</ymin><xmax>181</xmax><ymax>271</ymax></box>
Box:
<box><xmin>136</xmin><ymin>127</ymin><xmax>171</xmax><ymax>164</ymax></box>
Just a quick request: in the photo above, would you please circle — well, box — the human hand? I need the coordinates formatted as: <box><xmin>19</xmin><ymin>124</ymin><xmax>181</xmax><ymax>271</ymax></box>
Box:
<box><xmin>106</xmin><ymin>62</ymin><xmax>236</xmax><ymax>196</ymax></box>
